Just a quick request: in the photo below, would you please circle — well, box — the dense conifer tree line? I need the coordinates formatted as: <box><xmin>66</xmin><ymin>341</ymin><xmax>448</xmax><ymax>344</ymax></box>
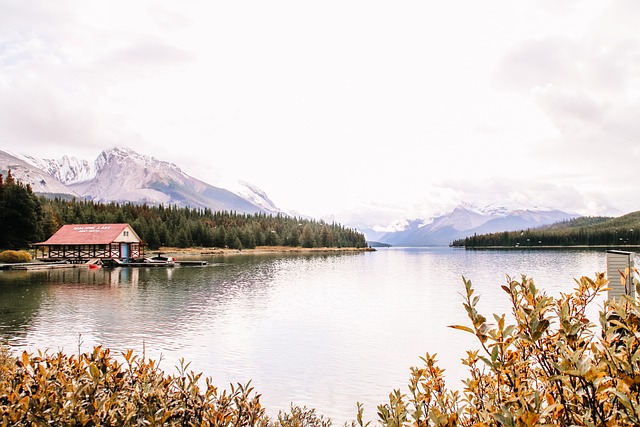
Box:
<box><xmin>0</xmin><ymin>171</ymin><xmax>368</xmax><ymax>250</ymax></box>
<box><xmin>451</xmin><ymin>212</ymin><xmax>640</xmax><ymax>248</ymax></box>
<box><xmin>41</xmin><ymin>198</ymin><xmax>368</xmax><ymax>249</ymax></box>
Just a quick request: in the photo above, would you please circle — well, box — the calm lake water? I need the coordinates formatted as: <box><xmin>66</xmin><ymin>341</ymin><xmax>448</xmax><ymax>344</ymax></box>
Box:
<box><xmin>0</xmin><ymin>247</ymin><xmax>609</xmax><ymax>423</ymax></box>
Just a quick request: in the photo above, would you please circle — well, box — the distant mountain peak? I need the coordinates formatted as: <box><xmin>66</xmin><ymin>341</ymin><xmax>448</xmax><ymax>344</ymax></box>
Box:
<box><xmin>378</xmin><ymin>204</ymin><xmax>579</xmax><ymax>246</ymax></box>
<box><xmin>16</xmin><ymin>152</ymin><xmax>97</xmax><ymax>185</ymax></box>
<box><xmin>236</xmin><ymin>180</ymin><xmax>281</xmax><ymax>213</ymax></box>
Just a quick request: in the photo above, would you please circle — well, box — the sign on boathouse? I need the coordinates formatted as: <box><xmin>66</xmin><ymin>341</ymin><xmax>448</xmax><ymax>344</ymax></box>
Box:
<box><xmin>34</xmin><ymin>223</ymin><xmax>145</xmax><ymax>262</ymax></box>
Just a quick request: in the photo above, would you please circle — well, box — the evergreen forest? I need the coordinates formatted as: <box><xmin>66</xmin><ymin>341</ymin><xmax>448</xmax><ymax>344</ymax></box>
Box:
<box><xmin>0</xmin><ymin>171</ymin><xmax>368</xmax><ymax>251</ymax></box>
<box><xmin>451</xmin><ymin>211</ymin><xmax>640</xmax><ymax>248</ymax></box>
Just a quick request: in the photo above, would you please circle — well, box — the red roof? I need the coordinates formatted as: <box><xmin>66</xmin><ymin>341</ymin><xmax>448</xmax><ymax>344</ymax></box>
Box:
<box><xmin>36</xmin><ymin>224</ymin><xmax>136</xmax><ymax>245</ymax></box>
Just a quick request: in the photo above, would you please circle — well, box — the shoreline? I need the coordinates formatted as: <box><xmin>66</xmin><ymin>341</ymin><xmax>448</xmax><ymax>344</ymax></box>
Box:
<box><xmin>157</xmin><ymin>245</ymin><xmax>376</xmax><ymax>256</ymax></box>
<box><xmin>453</xmin><ymin>245</ymin><xmax>640</xmax><ymax>250</ymax></box>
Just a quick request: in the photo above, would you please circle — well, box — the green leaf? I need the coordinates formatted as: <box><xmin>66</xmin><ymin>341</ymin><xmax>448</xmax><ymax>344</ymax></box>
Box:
<box><xmin>503</xmin><ymin>325</ymin><xmax>515</xmax><ymax>337</ymax></box>
<box><xmin>491</xmin><ymin>345</ymin><xmax>499</xmax><ymax>363</ymax></box>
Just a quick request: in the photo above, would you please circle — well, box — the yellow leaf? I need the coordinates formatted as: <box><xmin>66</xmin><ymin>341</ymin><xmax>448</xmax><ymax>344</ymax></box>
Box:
<box><xmin>448</xmin><ymin>325</ymin><xmax>474</xmax><ymax>334</ymax></box>
<box><xmin>90</xmin><ymin>363</ymin><xmax>100</xmax><ymax>381</ymax></box>
<box><xmin>545</xmin><ymin>392</ymin><xmax>554</xmax><ymax>405</ymax></box>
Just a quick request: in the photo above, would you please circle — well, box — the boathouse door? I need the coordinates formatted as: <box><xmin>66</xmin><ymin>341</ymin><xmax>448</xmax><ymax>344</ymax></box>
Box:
<box><xmin>121</xmin><ymin>243</ymin><xmax>130</xmax><ymax>261</ymax></box>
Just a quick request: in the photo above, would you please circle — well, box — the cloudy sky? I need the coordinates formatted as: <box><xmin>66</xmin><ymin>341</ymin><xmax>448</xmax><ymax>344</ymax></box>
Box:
<box><xmin>1</xmin><ymin>0</ymin><xmax>639</xmax><ymax>228</ymax></box>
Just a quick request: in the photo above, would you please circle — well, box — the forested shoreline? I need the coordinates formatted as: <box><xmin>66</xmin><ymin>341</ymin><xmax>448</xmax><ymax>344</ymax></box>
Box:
<box><xmin>451</xmin><ymin>212</ymin><xmax>640</xmax><ymax>248</ymax></box>
<box><xmin>0</xmin><ymin>171</ymin><xmax>368</xmax><ymax>250</ymax></box>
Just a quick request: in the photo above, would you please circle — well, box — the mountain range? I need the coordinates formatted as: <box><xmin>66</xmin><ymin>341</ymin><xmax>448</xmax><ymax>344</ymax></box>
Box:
<box><xmin>375</xmin><ymin>204</ymin><xmax>579</xmax><ymax>246</ymax></box>
<box><xmin>0</xmin><ymin>148</ymin><xmax>279</xmax><ymax>215</ymax></box>
<box><xmin>0</xmin><ymin>148</ymin><xmax>580</xmax><ymax>246</ymax></box>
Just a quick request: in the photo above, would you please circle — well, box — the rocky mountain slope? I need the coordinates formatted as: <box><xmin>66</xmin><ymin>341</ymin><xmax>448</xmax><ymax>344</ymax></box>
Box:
<box><xmin>0</xmin><ymin>150</ymin><xmax>79</xmax><ymax>197</ymax></box>
<box><xmin>1</xmin><ymin>148</ymin><xmax>278</xmax><ymax>215</ymax></box>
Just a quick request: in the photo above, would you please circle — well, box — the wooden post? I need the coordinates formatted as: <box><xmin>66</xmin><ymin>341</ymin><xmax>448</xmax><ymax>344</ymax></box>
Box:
<box><xmin>606</xmin><ymin>250</ymin><xmax>636</xmax><ymax>300</ymax></box>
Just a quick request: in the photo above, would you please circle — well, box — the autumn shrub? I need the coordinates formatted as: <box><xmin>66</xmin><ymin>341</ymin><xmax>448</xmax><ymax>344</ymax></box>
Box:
<box><xmin>373</xmin><ymin>270</ymin><xmax>640</xmax><ymax>426</ymax></box>
<box><xmin>0</xmin><ymin>250</ymin><xmax>31</xmax><ymax>263</ymax></box>
<box><xmin>0</xmin><ymin>345</ymin><xmax>345</xmax><ymax>427</ymax></box>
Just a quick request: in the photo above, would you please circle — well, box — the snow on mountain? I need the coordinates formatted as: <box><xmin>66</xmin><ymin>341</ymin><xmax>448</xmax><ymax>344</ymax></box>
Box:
<box><xmin>378</xmin><ymin>204</ymin><xmax>579</xmax><ymax>246</ymax></box>
<box><xmin>69</xmin><ymin>147</ymin><xmax>183</xmax><ymax>204</ymax></box>
<box><xmin>0</xmin><ymin>150</ymin><xmax>79</xmax><ymax>197</ymax></box>
<box><xmin>17</xmin><ymin>153</ymin><xmax>97</xmax><ymax>185</ymax></box>
<box><xmin>223</xmin><ymin>180</ymin><xmax>281</xmax><ymax>214</ymax></box>
<box><xmin>2</xmin><ymin>147</ymin><xmax>283</xmax><ymax>215</ymax></box>
<box><xmin>426</xmin><ymin>205</ymin><xmax>496</xmax><ymax>232</ymax></box>
<box><xmin>65</xmin><ymin>147</ymin><xmax>272</xmax><ymax>213</ymax></box>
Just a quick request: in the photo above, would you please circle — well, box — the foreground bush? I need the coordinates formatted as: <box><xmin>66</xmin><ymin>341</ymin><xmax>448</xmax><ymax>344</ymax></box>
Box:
<box><xmin>0</xmin><ymin>250</ymin><xmax>31</xmax><ymax>263</ymax></box>
<box><xmin>0</xmin><ymin>345</ymin><xmax>339</xmax><ymax>427</ymax></box>
<box><xmin>374</xmin><ymin>270</ymin><xmax>640</xmax><ymax>426</ymax></box>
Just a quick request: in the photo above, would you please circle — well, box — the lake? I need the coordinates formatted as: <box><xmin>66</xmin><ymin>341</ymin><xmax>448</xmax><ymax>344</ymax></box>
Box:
<box><xmin>0</xmin><ymin>247</ymin><xmax>610</xmax><ymax>423</ymax></box>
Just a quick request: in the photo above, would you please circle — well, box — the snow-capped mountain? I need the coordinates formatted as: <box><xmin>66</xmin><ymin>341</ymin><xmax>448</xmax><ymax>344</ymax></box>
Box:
<box><xmin>0</xmin><ymin>150</ymin><xmax>79</xmax><ymax>197</ymax></box>
<box><xmin>18</xmin><ymin>153</ymin><xmax>97</xmax><ymax>185</ymax></box>
<box><xmin>223</xmin><ymin>180</ymin><xmax>282</xmax><ymax>213</ymax></box>
<box><xmin>378</xmin><ymin>204</ymin><xmax>579</xmax><ymax>246</ymax></box>
<box><xmin>1</xmin><ymin>148</ymin><xmax>281</xmax><ymax>215</ymax></box>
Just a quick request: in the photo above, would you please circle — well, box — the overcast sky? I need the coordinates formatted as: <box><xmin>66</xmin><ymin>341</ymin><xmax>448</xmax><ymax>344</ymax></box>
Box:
<box><xmin>1</xmin><ymin>0</ymin><xmax>639</xmax><ymax>228</ymax></box>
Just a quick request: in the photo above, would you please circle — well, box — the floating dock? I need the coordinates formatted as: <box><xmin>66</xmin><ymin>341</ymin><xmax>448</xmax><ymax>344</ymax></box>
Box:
<box><xmin>111</xmin><ymin>259</ymin><xmax>208</xmax><ymax>267</ymax></box>
<box><xmin>1</xmin><ymin>258</ymin><xmax>208</xmax><ymax>270</ymax></box>
<box><xmin>1</xmin><ymin>261</ymin><xmax>82</xmax><ymax>270</ymax></box>
<box><xmin>176</xmin><ymin>260</ymin><xmax>208</xmax><ymax>266</ymax></box>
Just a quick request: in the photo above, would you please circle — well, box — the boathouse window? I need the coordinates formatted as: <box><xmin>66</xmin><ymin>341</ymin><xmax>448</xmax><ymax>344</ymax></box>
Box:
<box><xmin>123</xmin><ymin>231</ymin><xmax>129</xmax><ymax>236</ymax></box>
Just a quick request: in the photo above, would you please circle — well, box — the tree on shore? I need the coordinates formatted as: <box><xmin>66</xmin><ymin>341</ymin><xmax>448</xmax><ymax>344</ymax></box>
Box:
<box><xmin>0</xmin><ymin>170</ymin><xmax>43</xmax><ymax>249</ymax></box>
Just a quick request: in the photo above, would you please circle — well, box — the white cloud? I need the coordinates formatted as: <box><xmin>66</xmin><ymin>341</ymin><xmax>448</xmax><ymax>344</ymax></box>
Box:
<box><xmin>531</xmin><ymin>84</ymin><xmax>607</xmax><ymax>135</ymax></box>
<box><xmin>1</xmin><ymin>0</ymin><xmax>640</xmax><ymax>226</ymax></box>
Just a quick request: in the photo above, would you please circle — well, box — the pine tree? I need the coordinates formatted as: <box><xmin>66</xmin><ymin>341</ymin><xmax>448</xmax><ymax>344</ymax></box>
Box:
<box><xmin>300</xmin><ymin>224</ymin><xmax>316</xmax><ymax>248</ymax></box>
<box><xmin>0</xmin><ymin>171</ymin><xmax>43</xmax><ymax>249</ymax></box>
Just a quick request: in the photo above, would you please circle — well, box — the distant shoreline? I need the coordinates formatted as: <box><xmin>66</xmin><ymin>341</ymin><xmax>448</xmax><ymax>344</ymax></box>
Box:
<box><xmin>157</xmin><ymin>245</ymin><xmax>376</xmax><ymax>256</ymax></box>
<box><xmin>454</xmin><ymin>245</ymin><xmax>640</xmax><ymax>250</ymax></box>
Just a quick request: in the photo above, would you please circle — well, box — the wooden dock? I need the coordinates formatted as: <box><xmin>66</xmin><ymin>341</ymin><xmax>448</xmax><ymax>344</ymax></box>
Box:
<box><xmin>1</xmin><ymin>261</ymin><xmax>81</xmax><ymax>271</ymax></box>
<box><xmin>0</xmin><ymin>258</ymin><xmax>208</xmax><ymax>270</ymax></box>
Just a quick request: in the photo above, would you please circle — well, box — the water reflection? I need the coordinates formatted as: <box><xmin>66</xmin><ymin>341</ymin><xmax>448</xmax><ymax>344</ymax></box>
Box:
<box><xmin>0</xmin><ymin>271</ymin><xmax>47</xmax><ymax>344</ymax></box>
<box><xmin>0</xmin><ymin>249</ymin><xmax>608</xmax><ymax>423</ymax></box>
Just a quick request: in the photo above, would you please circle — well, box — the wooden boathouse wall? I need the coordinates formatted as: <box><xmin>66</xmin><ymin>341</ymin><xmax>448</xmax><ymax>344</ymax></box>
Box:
<box><xmin>40</xmin><ymin>243</ymin><xmax>143</xmax><ymax>261</ymax></box>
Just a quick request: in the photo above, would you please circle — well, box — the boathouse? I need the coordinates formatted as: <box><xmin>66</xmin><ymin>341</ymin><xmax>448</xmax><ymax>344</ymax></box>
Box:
<box><xmin>34</xmin><ymin>223</ymin><xmax>145</xmax><ymax>262</ymax></box>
